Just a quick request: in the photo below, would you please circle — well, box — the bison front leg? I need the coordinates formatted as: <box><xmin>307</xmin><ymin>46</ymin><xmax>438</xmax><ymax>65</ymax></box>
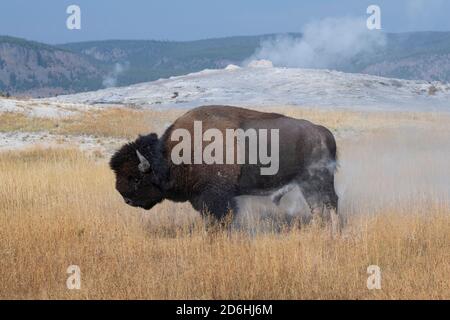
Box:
<box><xmin>190</xmin><ymin>187</ymin><xmax>237</xmax><ymax>223</ymax></box>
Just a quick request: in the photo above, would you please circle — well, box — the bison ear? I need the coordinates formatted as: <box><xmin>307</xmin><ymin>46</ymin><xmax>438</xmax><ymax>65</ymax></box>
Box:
<box><xmin>136</xmin><ymin>150</ymin><xmax>151</xmax><ymax>173</ymax></box>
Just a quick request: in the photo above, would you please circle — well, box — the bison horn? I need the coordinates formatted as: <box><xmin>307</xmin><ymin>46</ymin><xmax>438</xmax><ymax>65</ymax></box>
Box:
<box><xmin>136</xmin><ymin>150</ymin><xmax>150</xmax><ymax>173</ymax></box>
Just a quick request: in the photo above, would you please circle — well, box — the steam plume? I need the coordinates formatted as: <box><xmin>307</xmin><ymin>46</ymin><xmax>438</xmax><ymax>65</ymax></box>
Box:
<box><xmin>246</xmin><ymin>17</ymin><xmax>386</xmax><ymax>70</ymax></box>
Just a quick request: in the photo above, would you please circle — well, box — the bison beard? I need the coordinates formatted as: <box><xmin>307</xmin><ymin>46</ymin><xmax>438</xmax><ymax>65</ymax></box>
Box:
<box><xmin>110</xmin><ymin>105</ymin><xmax>340</xmax><ymax>234</ymax></box>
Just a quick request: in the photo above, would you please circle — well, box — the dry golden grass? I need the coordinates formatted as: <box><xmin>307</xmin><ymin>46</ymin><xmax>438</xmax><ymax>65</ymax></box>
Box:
<box><xmin>279</xmin><ymin>106</ymin><xmax>450</xmax><ymax>132</ymax></box>
<box><xmin>0</xmin><ymin>146</ymin><xmax>448</xmax><ymax>300</ymax></box>
<box><xmin>1</xmin><ymin>106</ymin><xmax>449</xmax><ymax>299</ymax></box>
<box><xmin>0</xmin><ymin>108</ymin><xmax>183</xmax><ymax>139</ymax></box>
<box><xmin>2</xmin><ymin>106</ymin><xmax>449</xmax><ymax>139</ymax></box>
<box><xmin>56</xmin><ymin>108</ymin><xmax>183</xmax><ymax>139</ymax></box>
<box><xmin>0</xmin><ymin>112</ymin><xmax>57</xmax><ymax>133</ymax></box>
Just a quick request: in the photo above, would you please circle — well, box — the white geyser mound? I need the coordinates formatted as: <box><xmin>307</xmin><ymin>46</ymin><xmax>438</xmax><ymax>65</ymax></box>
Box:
<box><xmin>225</xmin><ymin>64</ymin><xmax>241</xmax><ymax>71</ymax></box>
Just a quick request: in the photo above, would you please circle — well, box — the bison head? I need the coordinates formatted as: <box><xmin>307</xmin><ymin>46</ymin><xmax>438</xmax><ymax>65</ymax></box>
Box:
<box><xmin>110</xmin><ymin>133</ymin><xmax>168</xmax><ymax>210</ymax></box>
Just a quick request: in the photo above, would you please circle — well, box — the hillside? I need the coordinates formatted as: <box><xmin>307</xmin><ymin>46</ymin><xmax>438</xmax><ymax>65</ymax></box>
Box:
<box><xmin>357</xmin><ymin>32</ymin><xmax>450</xmax><ymax>81</ymax></box>
<box><xmin>58</xmin><ymin>35</ymin><xmax>277</xmax><ymax>86</ymax></box>
<box><xmin>60</xmin><ymin>32</ymin><xmax>450</xmax><ymax>86</ymax></box>
<box><xmin>0</xmin><ymin>36</ymin><xmax>104</xmax><ymax>97</ymax></box>
<box><xmin>1</xmin><ymin>32</ymin><xmax>450</xmax><ymax>97</ymax></box>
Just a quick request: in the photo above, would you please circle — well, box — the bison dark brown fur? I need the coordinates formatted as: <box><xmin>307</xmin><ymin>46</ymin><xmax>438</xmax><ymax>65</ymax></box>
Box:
<box><xmin>110</xmin><ymin>105</ymin><xmax>339</xmax><ymax>230</ymax></box>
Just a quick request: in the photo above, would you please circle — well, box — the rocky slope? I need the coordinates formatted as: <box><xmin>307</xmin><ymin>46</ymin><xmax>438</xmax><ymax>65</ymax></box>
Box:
<box><xmin>1</xmin><ymin>32</ymin><xmax>450</xmax><ymax>97</ymax></box>
<box><xmin>0</xmin><ymin>36</ymin><xmax>103</xmax><ymax>97</ymax></box>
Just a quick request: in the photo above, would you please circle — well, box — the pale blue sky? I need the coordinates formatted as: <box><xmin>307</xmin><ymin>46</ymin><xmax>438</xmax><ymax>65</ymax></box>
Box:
<box><xmin>1</xmin><ymin>0</ymin><xmax>449</xmax><ymax>44</ymax></box>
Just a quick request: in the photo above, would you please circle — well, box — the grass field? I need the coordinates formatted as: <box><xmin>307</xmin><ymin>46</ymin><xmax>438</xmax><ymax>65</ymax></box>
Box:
<box><xmin>1</xmin><ymin>106</ymin><xmax>448</xmax><ymax>138</ymax></box>
<box><xmin>0</xmin><ymin>107</ymin><xmax>449</xmax><ymax>299</ymax></box>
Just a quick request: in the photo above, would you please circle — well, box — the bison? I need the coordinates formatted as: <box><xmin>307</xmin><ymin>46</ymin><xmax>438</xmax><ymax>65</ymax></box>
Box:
<box><xmin>110</xmin><ymin>105</ymin><xmax>339</xmax><ymax>233</ymax></box>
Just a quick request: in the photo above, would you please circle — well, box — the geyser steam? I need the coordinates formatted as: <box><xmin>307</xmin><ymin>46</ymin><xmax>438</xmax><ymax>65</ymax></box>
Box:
<box><xmin>247</xmin><ymin>17</ymin><xmax>386</xmax><ymax>70</ymax></box>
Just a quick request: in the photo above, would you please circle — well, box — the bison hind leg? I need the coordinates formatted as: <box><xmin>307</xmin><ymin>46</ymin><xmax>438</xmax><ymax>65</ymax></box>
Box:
<box><xmin>297</xmin><ymin>167</ymin><xmax>340</xmax><ymax>236</ymax></box>
<box><xmin>328</xmin><ymin>207</ymin><xmax>340</xmax><ymax>237</ymax></box>
<box><xmin>270</xmin><ymin>183</ymin><xmax>296</xmax><ymax>205</ymax></box>
<box><xmin>274</xmin><ymin>183</ymin><xmax>313</xmax><ymax>225</ymax></box>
